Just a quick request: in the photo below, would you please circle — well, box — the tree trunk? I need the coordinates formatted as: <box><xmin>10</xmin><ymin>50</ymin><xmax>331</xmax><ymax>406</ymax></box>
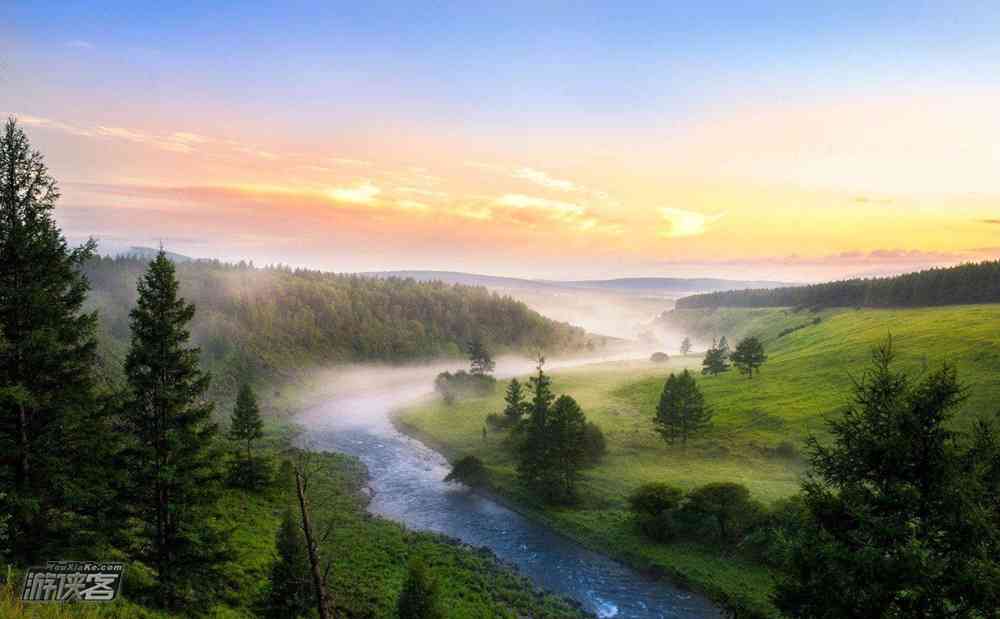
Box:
<box><xmin>295</xmin><ymin>469</ymin><xmax>332</xmax><ymax>619</ymax></box>
<box><xmin>16</xmin><ymin>402</ymin><xmax>29</xmax><ymax>488</ymax></box>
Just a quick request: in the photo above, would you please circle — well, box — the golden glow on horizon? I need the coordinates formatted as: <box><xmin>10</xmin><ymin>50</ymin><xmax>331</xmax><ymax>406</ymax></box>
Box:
<box><xmin>15</xmin><ymin>89</ymin><xmax>1000</xmax><ymax>278</ymax></box>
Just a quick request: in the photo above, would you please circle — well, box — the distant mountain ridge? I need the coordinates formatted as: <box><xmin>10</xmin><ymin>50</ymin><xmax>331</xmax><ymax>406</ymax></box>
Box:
<box><xmin>364</xmin><ymin>270</ymin><xmax>793</xmax><ymax>295</ymax></box>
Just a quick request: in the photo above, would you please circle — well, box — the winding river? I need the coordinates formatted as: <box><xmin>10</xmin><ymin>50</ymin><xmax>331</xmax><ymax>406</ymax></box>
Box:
<box><xmin>296</xmin><ymin>356</ymin><xmax>720</xmax><ymax>618</ymax></box>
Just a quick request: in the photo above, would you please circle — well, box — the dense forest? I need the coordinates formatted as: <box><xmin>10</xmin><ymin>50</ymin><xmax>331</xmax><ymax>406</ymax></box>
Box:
<box><xmin>83</xmin><ymin>256</ymin><xmax>589</xmax><ymax>398</ymax></box>
<box><xmin>675</xmin><ymin>260</ymin><xmax>1000</xmax><ymax>309</ymax></box>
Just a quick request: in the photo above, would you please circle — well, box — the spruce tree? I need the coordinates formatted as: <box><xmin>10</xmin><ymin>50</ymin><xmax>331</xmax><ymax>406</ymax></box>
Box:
<box><xmin>118</xmin><ymin>251</ymin><xmax>230</xmax><ymax>609</ymax></box>
<box><xmin>654</xmin><ymin>370</ymin><xmax>712</xmax><ymax>445</ymax></box>
<box><xmin>228</xmin><ymin>383</ymin><xmax>265</xmax><ymax>488</ymax></box>
<box><xmin>680</xmin><ymin>336</ymin><xmax>692</xmax><ymax>355</ymax></box>
<box><xmin>265</xmin><ymin>509</ymin><xmax>313</xmax><ymax>619</ymax></box>
<box><xmin>517</xmin><ymin>358</ymin><xmax>555</xmax><ymax>491</ymax></box>
<box><xmin>397</xmin><ymin>558</ymin><xmax>445</xmax><ymax>619</ymax></box>
<box><xmin>467</xmin><ymin>334</ymin><xmax>495</xmax><ymax>376</ymax></box>
<box><xmin>0</xmin><ymin>117</ymin><xmax>104</xmax><ymax>561</ymax></box>
<box><xmin>502</xmin><ymin>377</ymin><xmax>528</xmax><ymax>425</ymax></box>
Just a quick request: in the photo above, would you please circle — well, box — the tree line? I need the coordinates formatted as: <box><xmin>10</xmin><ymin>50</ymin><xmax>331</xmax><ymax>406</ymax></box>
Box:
<box><xmin>675</xmin><ymin>260</ymin><xmax>1000</xmax><ymax>309</ymax></box>
<box><xmin>82</xmin><ymin>248</ymin><xmax>589</xmax><ymax>402</ymax></box>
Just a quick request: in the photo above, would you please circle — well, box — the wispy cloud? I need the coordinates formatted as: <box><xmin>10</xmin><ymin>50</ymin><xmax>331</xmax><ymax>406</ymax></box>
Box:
<box><xmin>512</xmin><ymin>167</ymin><xmax>576</xmax><ymax>191</ymax></box>
<box><xmin>326</xmin><ymin>182</ymin><xmax>381</xmax><ymax>205</ymax></box>
<box><xmin>495</xmin><ymin>194</ymin><xmax>585</xmax><ymax>219</ymax></box>
<box><xmin>330</xmin><ymin>157</ymin><xmax>371</xmax><ymax>166</ymax></box>
<box><xmin>658</xmin><ymin>208</ymin><xmax>724</xmax><ymax>238</ymax></box>
<box><xmin>65</xmin><ymin>40</ymin><xmax>94</xmax><ymax>50</ymax></box>
<box><xmin>397</xmin><ymin>186</ymin><xmax>448</xmax><ymax>198</ymax></box>
<box><xmin>396</xmin><ymin>199</ymin><xmax>430</xmax><ymax>211</ymax></box>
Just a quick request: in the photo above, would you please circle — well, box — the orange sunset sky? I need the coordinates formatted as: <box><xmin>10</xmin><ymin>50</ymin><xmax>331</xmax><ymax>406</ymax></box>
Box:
<box><xmin>6</xmin><ymin>3</ymin><xmax>1000</xmax><ymax>281</ymax></box>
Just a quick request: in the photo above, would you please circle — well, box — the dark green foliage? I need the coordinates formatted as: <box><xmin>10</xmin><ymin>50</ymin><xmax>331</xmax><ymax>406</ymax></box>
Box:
<box><xmin>265</xmin><ymin>509</ymin><xmax>313</xmax><ymax>619</ymax></box>
<box><xmin>0</xmin><ymin>118</ymin><xmax>107</xmax><ymax>562</ymax></box>
<box><xmin>467</xmin><ymin>334</ymin><xmax>495</xmax><ymax>376</ymax></box>
<box><xmin>228</xmin><ymin>383</ymin><xmax>268</xmax><ymax>489</ymax></box>
<box><xmin>516</xmin><ymin>361</ymin><xmax>588</xmax><ymax>503</ymax></box>
<box><xmin>582</xmin><ymin>421</ymin><xmax>607</xmax><ymax>464</ymax></box>
<box><xmin>117</xmin><ymin>251</ymin><xmax>231</xmax><ymax>610</ymax></box>
<box><xmin>628</xmin><ymin>483</ymin><xmax>685</xmax><ymax>517</ymax></box>
<box><xmin>434</xmin><ymin>370</ymin><xmax>496</xmax><ymax>404</ymax></box>
<box><xmin>397</xmin><ymin>558</ymin><xmax>445</xmax><ymax>619</ymax></box>
<box><xmin>701</xmin><ymin>340</ymin><xmax>730</xmax><ymax>376</ymax></box>
<box><xmin>680</xmin><ymin>337</ymin><xmax>692</xmax><ymax>355</ymax></box>
<box><xmin>650</xmin><ymin>351</ymin><xmax>670</xmax><ymax>363</ymax></box>
<box><xmin>502</xmin><ymin>377</ymin><xmax>529</xmax><ymax>425</ymax></box>
<box><xmin>676</xmin><ymin>260</ymin><xmax>1000</xmax><ymax>309</ymax></box>
<box><xmin>774</xmin><ymin>339</ymin><xmax>1000</xmax><ymax>618</ymax></box>
<box><xmin>685</xmin><ymin>482</ymin><xmax>757</xmax><ymax>543</ymax></box>
<box><xmin>81</xmin><ymin>255</ymin><xmax>587</xmax><ymax>400</ymax></box>
<box><xmin>654</xmin><ymin>370</ymin><xmax>712</xmax><ymax>445</ymax></box>
<box><xmin>730</xmin><ymin>336</ymin><xmax>767</xmax><ymax>378</ymax></box>
<box><xmin>444</xmin><ymin>455</ymin><xmax>490</xmax><ymax>488</ymax></box>
<box><xmin>518</xmin><ymin>394</ymin><xmax>588</xmax><ymax>503</ymax></box>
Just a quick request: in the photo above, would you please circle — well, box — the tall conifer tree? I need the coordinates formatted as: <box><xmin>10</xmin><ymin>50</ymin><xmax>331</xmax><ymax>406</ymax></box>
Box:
<box><xmin>0</xmin><ymin>118</ymin><xmax>102</xmax><ymax>561</ymax></box>
<box><xmin>118</xmin><ymin>250</ymin><xmax>229</xmax><ymax>609</ymax></box>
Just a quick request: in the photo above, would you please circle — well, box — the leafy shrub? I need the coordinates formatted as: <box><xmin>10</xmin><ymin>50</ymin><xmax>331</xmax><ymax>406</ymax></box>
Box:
<box><xmin>628</xmin><ymin>482</ymin><xmax>685</xmax><ymax>517</ymax></box>
<box><xmin>649</xmin><ymin>351</ymin><xmax>670</xmax><ymax>363</ymax></box>
<box><xmin>434</xmin><ymin>370</ymin><xmax>496</xmax><ymax>404</ymax></box>
<box><xmin>444</xmin><ymin>455</ymin><xmax>490</xmax><ymax>488</ymax></box>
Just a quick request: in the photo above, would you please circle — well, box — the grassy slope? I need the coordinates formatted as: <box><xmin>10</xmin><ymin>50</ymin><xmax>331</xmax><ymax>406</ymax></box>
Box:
<box><xmin>397</xmin><ymin>304</ymin><xmax>1000</xmax><ymax>616</ymax></box>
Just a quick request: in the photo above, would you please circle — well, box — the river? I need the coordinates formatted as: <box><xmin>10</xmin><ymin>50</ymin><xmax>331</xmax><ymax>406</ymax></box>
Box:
<box><xmin>296</xmin><ymin>356</ymin><xmax>721</xmax><ymax>618</ymax></box>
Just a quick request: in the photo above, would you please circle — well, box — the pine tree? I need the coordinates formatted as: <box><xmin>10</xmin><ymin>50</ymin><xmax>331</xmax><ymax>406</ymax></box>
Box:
<box><xmin>118</xmin><ymin>251</ymin><xmax>230</xmax><ymax>610</ymax></box>
<box><xmin>265</xmin><ymin>509</ymin><xmax>313</xmax><ymax>619</ymax></box>
<box><xmin>516</xmin><ymin>358</ymin><xmax>555</xmax><ymax>493</ymax></box>
<box><xmin>467</xmin><ymin>334</ymin><xmax>495</xmax><ymax>376</ymax></box>
<box><xmin>654</xmin><ymin>370</ymin><xmax>712</xmax><ymax>445</ymax></box>
<box><xmin>701</xmin><ymin>343</ymin><xmax>730</xmax><ymax>376</ymax></box>
<box><xmin>397</xmin><ymin>558</ymin><xmax>445</xmax><ymax>619</ymax></box>
<box><xmin>0</xmin><ymin>117</ymin><xmax>105</xmax><ymax>561</ymax></box>
<box><xmin>502</xmin><ymin>377</ymin><xmax>528</xmax><ymax>424</ymax></box>
<box><xmin>680</xmin><ymin>337</ymin><xmax>692</xmax><ymax>355</ymax></box>
<box><xmin>228</xmin><ymin>383</ymin><xmax>265</xmax><ymax>488</ymax></box>
<box><xmin>730</xmin><ymin>336</ymin><xmax>767</xmax><ymax>378</ymax></box>
<box><xmin>774</xmin><ymin>340</ymin><xmax>1000</xmax><ymax>616</ymax></box>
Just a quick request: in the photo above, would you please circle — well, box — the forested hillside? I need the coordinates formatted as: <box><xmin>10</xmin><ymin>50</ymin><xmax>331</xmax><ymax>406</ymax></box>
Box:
<box><xmin>83</xmin><ymin>256</ymin><xmax>589</xmax><ymax>397</ymax></box>
<box><xmin>675</xmin><ymin>260</ymin><xmax>1000</xmax><ymax>309</ymax></box>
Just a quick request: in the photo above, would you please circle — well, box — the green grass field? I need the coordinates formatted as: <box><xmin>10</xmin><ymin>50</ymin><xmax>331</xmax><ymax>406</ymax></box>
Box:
<box><xmin>397</xmin><ymin>304</ymin><xmax>1000</xmax><ymax>616</ymax></box>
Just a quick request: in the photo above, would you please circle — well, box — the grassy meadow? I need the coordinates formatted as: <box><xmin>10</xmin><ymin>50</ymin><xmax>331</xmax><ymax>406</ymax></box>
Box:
<box><xmin>396</xmin><ymin>304</ymin><xmax>1000</xmax><ymax>616</ymax></box>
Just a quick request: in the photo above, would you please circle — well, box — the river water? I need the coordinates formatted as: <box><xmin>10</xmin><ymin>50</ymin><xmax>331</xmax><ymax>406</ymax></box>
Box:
<box><xmin>296</xmin><ymin>356</ymin><xmax>720</xmax><ymax>618</ymax></box>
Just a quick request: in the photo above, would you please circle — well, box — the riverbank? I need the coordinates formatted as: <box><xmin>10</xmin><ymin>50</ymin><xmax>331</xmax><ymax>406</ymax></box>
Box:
<box><xmin>395</xmin><ymin>361</ymin><xmax>782</xmax><ymax>618</ymax></box>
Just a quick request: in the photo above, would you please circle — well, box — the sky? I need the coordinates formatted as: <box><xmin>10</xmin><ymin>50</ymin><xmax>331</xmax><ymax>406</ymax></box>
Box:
<box><xmin>4</xmin><ymin>1</ymin><xmax>1000</xmax><ymax>282</ymax></box>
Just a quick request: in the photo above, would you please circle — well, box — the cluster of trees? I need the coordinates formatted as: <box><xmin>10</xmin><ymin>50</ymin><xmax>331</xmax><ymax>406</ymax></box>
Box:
<box><xmin>512</xmin><ymin>360</ymin><xmax>607</xmax><ymax>503</ymax></box>
<box><xmin>628</xmin><ymin>481</ymin><xmax>763</xmax><ymax>544</ymax></box>
<box><xmin>636</xmin><ymin>338</ymin><xmax>1000</xmax><ymax>617</ymax></box>
<box><xmin>82</xmin><ymin>247</ymin><xmax>588</xmax><ymax>401</ymax></box>
<box><xmin>455</xmin><ymin>360</ymin><xmax>606</xmax><ymax>503</ymax></box>
<box><xmin>698</xmin><ymin>335</ymin><xmax>767</xmax><ymax>378</ymax></box>
<box><xmin>675</xmin><ymin>259</ymin><xmax>1000</xmax><ymax>309</ymax></box>
<box><xmin>434</xmin><ymin>335</ymin><xmax>498</xmax><ymax>404</ymax></box>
